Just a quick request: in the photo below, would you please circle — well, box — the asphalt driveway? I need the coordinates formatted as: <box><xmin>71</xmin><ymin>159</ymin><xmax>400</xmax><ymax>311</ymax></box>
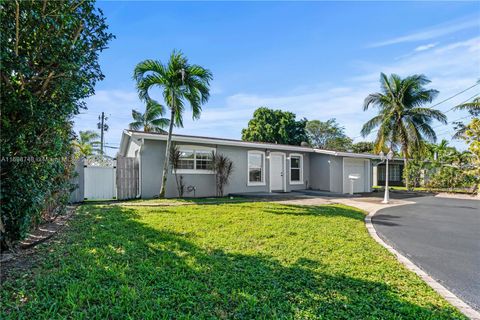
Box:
<box><xmin>373</xmin><ymin>196</ymin><xmax>480</xmax><ymax>311</ymax></box>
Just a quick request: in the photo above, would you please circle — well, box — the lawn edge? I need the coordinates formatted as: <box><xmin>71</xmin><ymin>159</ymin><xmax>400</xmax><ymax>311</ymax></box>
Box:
<box><xmin>365</xmin><ymin>209</ymin><xmax>480</xmax><ymax>320</ymax></box>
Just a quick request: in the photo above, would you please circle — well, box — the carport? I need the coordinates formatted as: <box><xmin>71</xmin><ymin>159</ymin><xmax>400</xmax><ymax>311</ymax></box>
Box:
<box><xmin>310</xmin><ymin>150</ymin><xmax>375</xmax><ymax>194</ymax></box>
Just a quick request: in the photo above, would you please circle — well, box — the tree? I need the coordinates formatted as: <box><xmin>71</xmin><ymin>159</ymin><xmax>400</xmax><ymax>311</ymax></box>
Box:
<box><xmin>351</xmin><ymin>141</ymin><xmax>375</xmax><ymax>154</ymax></box>
<box><xmin>1</xmin><ymin>1</ymin><xmax>113</xmax><ymax>248</ymax></box>
<box><xmin>452</xmin><ymin>95</ymin><xmax>479</xmax><ymax>139</ymax></box>
<box><xmin>169</xmin><ymin>145</ymin><xmax>185</xmax><ymax>197</ymax></box>
<box><xmin>242</xmin><ymin>107</ymin><xmax>308</xmax><ymax>145</ymax></box>
<box><xmin>305</xmin><ymin>119</ymin><xmax>352</xmax><ymax>151</ymax></box>
<box><xmin>361</xmin><ymin>73</ymin><xmax>447</xmax><ymax>189</ymax></box>
<box><xmin>74</xmin><ymin>131</ymin><xmax>101</xmax><ymax>157</ymax></box>
<box><xmin>212</xmin><ymin>152</ymin><xmax>234</xmax><ymax>197</ymax></box>
<box><xmin>461</xmin><ymin>118</ymin><xmax>480</xmax><ymax>195</ymax></box>
<box><xmin>129</xmin><ymin>101</ymin><xmax>169</xmax><ymax>133</ymax></box>
<box><xmin>134</xmin><ymin>50</ymin><xmax>212</xmax><ymax>198</ymax></box>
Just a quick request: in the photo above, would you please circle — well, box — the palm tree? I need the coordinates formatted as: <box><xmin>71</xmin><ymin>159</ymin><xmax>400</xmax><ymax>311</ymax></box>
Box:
<box><xmin>454</xmin><ymin>96</ymin><xmax>480</xmax><ymax>114</ymax></box>
<box><xmin>74</xmin><ymin>130</ymin><xmax>100</xmax><ymax>156</ymax></box>
<box><xmin>452</xmin><ymin>94</ymin><xmax>479</xmax><ymax>139</ymax></box>
<box><xmin>134</xmin><ymin>50</ymin><xmax>212</xmax><ymax>197</ymax></box>
<box><xmin>361</xmin><ymin>73</ymin><xmax>447</xmax><ymax>189</ymax></box>
<box><xmin>129</xmin><ymin>101</ymin><xmax>169</xmax><ymax>133</ymax></box>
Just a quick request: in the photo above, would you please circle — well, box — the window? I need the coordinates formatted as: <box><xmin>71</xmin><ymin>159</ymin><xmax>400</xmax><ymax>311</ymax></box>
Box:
<box><xmin>389</xmin><ymin>164</ymin><xmax>401</xmax><ymax>182</ymax></box>
<box><xmin>289</xmin><ymin>154</ymin><xmax>303</xmax><ymax>184</ymax></box>
<box><xmin>178</xmin><ymin>150</ymin><xmax>195</xmax><ymax>169</ymax></box>
<box><xmin>175</xmin><ymin>146</ymin><xmax>214</xmax><ymax>173</ymax></box>
<box><xmin>248</xmin><ymin>151</ymin><xmax>265</xmax><ymax>185</ymax></box>
<box><xmin>378</xmin><ymin>164</ymin><xmax>400</xmax><ymax>182</ymax></box>
<box><xmin>195</xmin><ymin>151</ymin><xmax>213</xmax><ymax>170</ymax></box>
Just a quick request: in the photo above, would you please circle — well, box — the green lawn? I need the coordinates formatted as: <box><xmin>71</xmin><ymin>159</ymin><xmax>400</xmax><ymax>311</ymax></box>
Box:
<box><xmin>1</xmin><ymin>202</ymin><xmax>465</xmax><ymax>319</ymax></box>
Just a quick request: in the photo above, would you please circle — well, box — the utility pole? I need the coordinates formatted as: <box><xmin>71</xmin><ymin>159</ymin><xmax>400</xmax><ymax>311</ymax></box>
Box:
<box><xmin>97</xmin><ymin>112</ymin><xmax>109</xmax><ymax>155</ymax></box>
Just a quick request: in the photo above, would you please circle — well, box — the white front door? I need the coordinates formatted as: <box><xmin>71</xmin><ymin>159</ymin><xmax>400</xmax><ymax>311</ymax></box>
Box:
<box><xmin>270</xmin><ymin>154</ymin><xmax>284</xmax><ymax>191</ymax></box>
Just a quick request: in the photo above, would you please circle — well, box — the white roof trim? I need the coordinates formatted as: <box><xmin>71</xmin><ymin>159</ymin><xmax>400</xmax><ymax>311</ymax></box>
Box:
<box><xmin>125</xmin><ymin>130</ymin><xmax>404</xmax><ymax>160</ymax></box>
<box><xmin>129</xmin><ymin>131</ymin><xmax>315</xmax><ymax>152</ymax></box>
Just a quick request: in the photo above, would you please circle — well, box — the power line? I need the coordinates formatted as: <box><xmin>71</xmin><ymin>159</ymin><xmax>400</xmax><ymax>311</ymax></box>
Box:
<box><xmin>354</xmin><ymin>84</ymin><xmax>479</xmax><ymax>140</ymax></box>
<box><xmin>430</xmin><ymin>82</ymin><xmax>479</xmax><ymax>111</ymax></box>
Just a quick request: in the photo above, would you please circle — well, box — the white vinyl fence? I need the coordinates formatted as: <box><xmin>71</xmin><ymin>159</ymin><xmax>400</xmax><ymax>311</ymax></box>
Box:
<box><xmin>69</xmin><ymin>155</ymin><xmax>138</xmax><ymax>202</ymax></box>
<box><xmin>84</xmin><ymin>166</ymin><xmax>116</xmax><ymax>200</ymax></box>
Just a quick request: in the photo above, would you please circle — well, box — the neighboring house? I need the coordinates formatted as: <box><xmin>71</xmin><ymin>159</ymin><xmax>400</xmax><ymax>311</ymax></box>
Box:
<box><xmin>118</xmin><ymin>130</ymin><xmax>385</xmax><ymax>198</ymax></box>
<box><xmin>373</xmin><ymin>160</ymin><xmax>405</xmax><ymax>187</ymax></box>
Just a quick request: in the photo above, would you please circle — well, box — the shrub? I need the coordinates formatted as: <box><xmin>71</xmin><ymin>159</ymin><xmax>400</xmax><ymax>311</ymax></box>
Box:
<box><xmin>0</xmin><ymin>1</ymin><xmax>113</xmax><ymax>249</ymax></box>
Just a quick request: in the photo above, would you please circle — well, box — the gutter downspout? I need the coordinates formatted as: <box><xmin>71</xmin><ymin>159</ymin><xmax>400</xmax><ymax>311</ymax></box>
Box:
<box><xmin>137</xmin><ymin>138</ymin><xmax>144</xmax><ymax>198</ymax></box>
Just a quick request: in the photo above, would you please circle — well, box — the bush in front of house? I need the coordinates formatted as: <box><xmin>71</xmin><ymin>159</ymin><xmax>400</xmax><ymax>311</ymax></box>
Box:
<box><xmin>0</xmin><ymin>1</ymin><xmax>114</xmax><ymax>249</ymax></box>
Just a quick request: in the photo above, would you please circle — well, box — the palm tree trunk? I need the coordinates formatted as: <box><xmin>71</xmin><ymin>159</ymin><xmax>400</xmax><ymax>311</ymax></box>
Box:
<box><xmin>159</xmin><ymin>109</ymin><xmax>175</xmax><ymax>198</ymax></box>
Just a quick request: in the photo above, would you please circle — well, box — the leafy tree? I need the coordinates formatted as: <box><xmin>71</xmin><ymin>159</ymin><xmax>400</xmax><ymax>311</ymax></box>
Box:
<box><xmin>74</xmin><ymin>131</ymin><xmax>101</xmax><ymax>157</ymax></box>
<box><xmin>242</xmin><ymin>107</ymin><xmax>308</xmax><ymax>145</ymax></box>
<box><xmin>129</xmin><ymin>101</ymin><xmax>169</xmax><ymax>133</ymax></box>
<box><xmin>361</xmin><ymin>73</ymin><xmax>447</xmax><ymax>189</ymax></box>
<box><xmin>351</xmin><ymin>141</ymin><xmax>376</xmax><ymax>154</ymax></box>
<box><xmin>305</xmin><ymin>119</ymin><xmax>352</xmax><ymax>151</ymax></box>
<box><xmin>461</xmin><ymin>118</ymin><xmax>480</xmax><ymax>194</ymax></box>
<box><xmin>134</xmin><ymin>50</ymin><xmax>212</xmax><ymax>198</ymax></box>
<box><xmin>0</xmin><ymin>1</ymin><xmax>113</xmax><ymax>248</ymax></box>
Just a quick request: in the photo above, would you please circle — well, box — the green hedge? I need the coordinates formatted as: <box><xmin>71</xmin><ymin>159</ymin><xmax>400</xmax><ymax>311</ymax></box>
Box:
<box><xmin>0</xmin><ymin>1</ymin><xmax>113</xmax><ymax>249</ymax></box>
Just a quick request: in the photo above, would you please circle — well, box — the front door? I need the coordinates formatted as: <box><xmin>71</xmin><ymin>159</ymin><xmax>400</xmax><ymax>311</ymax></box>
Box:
<box><xmin>270</xmin><ymin>153</ymin><xmax>284</xmax><ymax>191</ymax></box>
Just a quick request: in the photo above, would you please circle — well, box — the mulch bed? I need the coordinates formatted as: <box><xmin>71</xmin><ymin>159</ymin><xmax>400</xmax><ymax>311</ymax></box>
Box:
<box><xmin>0</xmin><ymin>206</ymin><xmax>77</xmax><ymax>282</ymax></box>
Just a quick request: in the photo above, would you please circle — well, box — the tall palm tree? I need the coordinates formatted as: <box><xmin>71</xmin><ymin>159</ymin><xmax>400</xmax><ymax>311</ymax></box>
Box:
<box><xmin>129</xmin><ymin>101</ymin><xmax>169</xmax><ymax>133</ymax></box>
<box><xmin>134</xmin><ymin>50</ymin><xmax>212</xmax><ymax>197</ymax></box>
<box><xmin>361</xmin><ymin>73</ymin><xmax>447</xmax><ymax>188</ymax></box>
<box><xmin>74</xmin><ymin>130</ymin><xmax>100</xmax><ymax>156</ymax></box>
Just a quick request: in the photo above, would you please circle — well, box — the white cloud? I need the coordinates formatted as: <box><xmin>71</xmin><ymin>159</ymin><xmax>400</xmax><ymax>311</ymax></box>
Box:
<box><xmin>414</xmin><ymin>43</ymin><xmax>437</xmax><ymax>52</ymax></box>
<box><xmin>369</xmin><ymin>17</ymin><xmax>479</xmax><ymax>48</ymax></box>
<box><xmin>75</xmin><ymin>35</ymin><xmax>479</xmax><ymax>155</ymax></box>
<box><xmin>179</xmin><ymin>36</ymin><xmax>480</xmax><ymax>149</ymax></box>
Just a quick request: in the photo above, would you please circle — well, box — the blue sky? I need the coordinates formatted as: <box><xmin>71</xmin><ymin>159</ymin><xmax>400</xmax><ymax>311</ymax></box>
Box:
<box><xmin>74</xmin><ymin>1</ymin><xmax>480</xmax><ymax>156</ymax></box>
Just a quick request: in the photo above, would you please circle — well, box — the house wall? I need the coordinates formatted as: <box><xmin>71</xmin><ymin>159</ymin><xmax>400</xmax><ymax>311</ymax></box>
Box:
<box><xmin>309</xmin><ymin>153</ymin><xmax>331</xmax><ymax>191</ymax></box>
<box><xmin>140</xmin><ymin>139</ymin><xmax>310</xmax><ymax>198</ymax></box>
<box><xmin>329</xmin><ymin>156</ymin><xmax>344</xmax><ymax>193</ymax></box>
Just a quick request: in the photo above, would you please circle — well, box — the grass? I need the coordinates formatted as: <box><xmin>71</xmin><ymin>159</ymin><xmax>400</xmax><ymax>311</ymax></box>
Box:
<box><xmin>1</xmin><ymin>201</ymin><xmax>466</xmax><ymax>319</ymax></box>
<box><xmin>120</xmin><ymin>196</ymin><xmax>247</xmax><ymax>206</ymax></box>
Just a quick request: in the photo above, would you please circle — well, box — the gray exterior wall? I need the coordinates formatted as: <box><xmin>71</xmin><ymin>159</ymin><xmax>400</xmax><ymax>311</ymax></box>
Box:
<box><xmin>140</xmin><ymin>139</ymin><xmax>310</xmax><ymax>198</ymax></box>
<box><xmin>309</xmin><ymin>153</ymin><xmax>331</xmax><ymax>191</ymax></box>
<box><xmin>329</xmin><ymin>156</ymin><xmax>344</xmax><ymax>193</ymax></box>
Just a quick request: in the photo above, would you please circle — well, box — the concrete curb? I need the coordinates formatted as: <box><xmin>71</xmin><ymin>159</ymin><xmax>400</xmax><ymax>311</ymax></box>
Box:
<box><xmin>365</xmin><ymin>209</ymin><xmax>480</xmax><ymax>320</ymax></box>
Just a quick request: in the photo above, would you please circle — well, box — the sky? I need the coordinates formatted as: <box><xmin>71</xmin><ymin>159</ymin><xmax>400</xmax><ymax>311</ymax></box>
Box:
<box><xmin>73</xmin><ymin>1</ymin><xmax>480</xmax><ymax>156</ymax></box>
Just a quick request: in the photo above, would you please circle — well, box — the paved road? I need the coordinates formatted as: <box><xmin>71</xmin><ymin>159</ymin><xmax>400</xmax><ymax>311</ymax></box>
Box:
<box><xmin>373</xmin><ymin>196</ymin><xmax>480</xmax><ymax>311</ymax></box>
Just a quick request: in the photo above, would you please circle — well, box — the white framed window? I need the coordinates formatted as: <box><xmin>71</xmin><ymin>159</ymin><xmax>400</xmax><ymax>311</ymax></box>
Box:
<box><xmin>389</xmin><ymin>164</ymin><xmax>401</xmax><ymax>182</ymax></box>
<box><xmin>175</xmin><ymin>145</ymin><xmax>214</xmax><ymax>174</ymax></box>
<box><xmin>289</xmin><ymin>153</ymin><xmax>303</xmax><ymax>184</ymax></box>
<box><xmin>247</xmin><ymin>150</ymin><xmax>265</xmax><ymax>186</ymax></box>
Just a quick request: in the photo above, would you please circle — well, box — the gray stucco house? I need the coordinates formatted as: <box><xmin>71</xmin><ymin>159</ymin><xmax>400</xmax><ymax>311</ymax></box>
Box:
<box><xmin>118</xmin><ymin>130</ymin><xmax>383</xmax><ymax>198</ymax></box>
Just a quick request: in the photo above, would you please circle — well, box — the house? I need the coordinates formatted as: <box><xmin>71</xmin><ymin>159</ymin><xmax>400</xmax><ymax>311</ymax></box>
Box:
<box><xmin>118</xmin><ymin>130</ymin><xmax>385</xmax><ymax>198</ymax></box>
<box><xmin>373</xmin><ymin>159</ymin><xmax>405</xmax><ymax>187</ymax></box>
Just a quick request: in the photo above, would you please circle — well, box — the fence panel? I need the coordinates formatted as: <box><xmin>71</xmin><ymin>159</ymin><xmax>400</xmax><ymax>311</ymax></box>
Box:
<box><xmin>116</xmin><ymin>156</ymin><xmax>139</xmax><ymax>200</ymax></box>
<box><xmin>84</xmin><ymin>166</ymin><xmax>116</xmax><ymax>200</ymax></box>
<box><xmin>69</xmin><ymin>158</ymin><xmax>85</xmax><ymax>203</ymax></box>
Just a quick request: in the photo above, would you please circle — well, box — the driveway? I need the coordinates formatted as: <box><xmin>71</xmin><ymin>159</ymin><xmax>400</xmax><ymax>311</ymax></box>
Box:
<box><xmin>372</xmin><ymin>196</ymin><xmax>480</xmax><ymax>311</ymax></box>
